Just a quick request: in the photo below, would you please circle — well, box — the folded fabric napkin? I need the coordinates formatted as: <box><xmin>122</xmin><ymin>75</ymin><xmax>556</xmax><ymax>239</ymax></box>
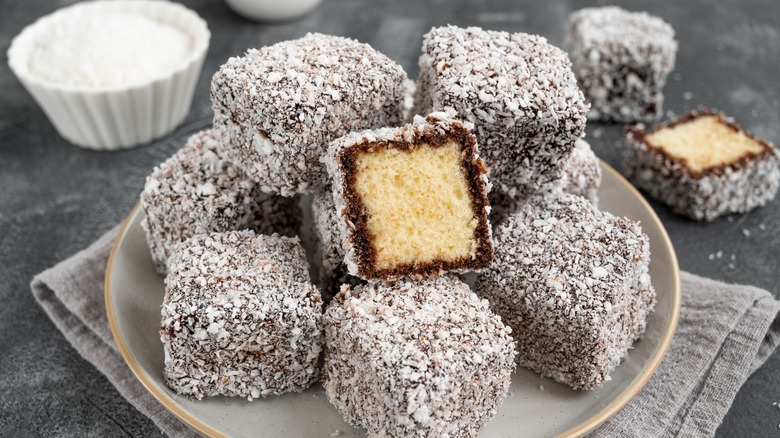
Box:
<box><xmin>31</xmin><ymin>227</ymin><xmax>780</xmax><ymax>438</ymax></box>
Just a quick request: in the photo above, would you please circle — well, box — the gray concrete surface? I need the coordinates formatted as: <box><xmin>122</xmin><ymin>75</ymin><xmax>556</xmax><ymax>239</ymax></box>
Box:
<box><xmin>1</xmin><ymin>0</ymin><xmax>778</xmax><ymax>436</ymax></box>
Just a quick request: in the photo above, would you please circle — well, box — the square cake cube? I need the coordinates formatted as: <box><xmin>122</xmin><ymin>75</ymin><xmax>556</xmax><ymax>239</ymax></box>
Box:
<box><xmin>324</xmin><ymin>110</ymin><xmax>493</xmax><ymax>280</ymax></box>
<box><xmin>626</xmin><ymin>110</ymin><xmax>780</xmax><ymax>221</ymax></box>
<box><xmin>323</xmin><ymin>275</ymin><xmax>516</xmax><ymax>437</ymax></box>
<box><xmin>566</xmin><ymin>6</ymin><xmax>678</xmax><ymax>122</ymax></box>
<box><xmin>211</xmin><ymin>33</ymin><xmax>407</xmax><ymax>196</ymax></box>
<box><xmin>140</xmin><ymin>130</ymin><xmax>299</xmax><ymax>274</ymax></box>
<box><xmin>415</xmin><ymin>25</ymin><xmax>588</xmax><ymax>198</ymax></box>
<box><xmin>476</xmin><ymin>192</ymin><xmax>655</xmax><ymax>390</ymax></box>
<box><xmin>161</xmin><ymin>230</ymin><xmax>323</xmax><ymax>400</ymax></box>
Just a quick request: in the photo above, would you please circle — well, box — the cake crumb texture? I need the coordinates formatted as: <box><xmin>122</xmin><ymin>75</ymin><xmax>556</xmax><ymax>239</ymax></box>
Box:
<box><xmin>325</xmin><ymin>110</ymin><xmax>493</xmax><ymax>280</ymax></box>
<box><xmin>354</xmin><ymin>141</ymin><xmax>477</xmax><ymax>270</ymax></box>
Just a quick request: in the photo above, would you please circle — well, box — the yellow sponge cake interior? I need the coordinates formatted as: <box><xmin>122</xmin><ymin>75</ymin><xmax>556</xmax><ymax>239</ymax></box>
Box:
<box><xmin>335</xmin><ymin>116</ymin><xmax>494</xmax><ymax>280</ymax></box>
<box><xmin>354</xmin><ymin>141</ymin><xmax>478</xmax><ymax>270</ymax></box>
<box><xmin>646</xmin><ymin>115</ymin><xmax>767</xmax><ymax>174</ymax></box>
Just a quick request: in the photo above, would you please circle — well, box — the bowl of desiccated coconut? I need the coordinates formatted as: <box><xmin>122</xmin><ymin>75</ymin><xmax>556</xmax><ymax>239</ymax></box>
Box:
<box><xmin>7</xmin><ymin>0</ymin><xmax>210</xmax><ymax>150</ymax></box>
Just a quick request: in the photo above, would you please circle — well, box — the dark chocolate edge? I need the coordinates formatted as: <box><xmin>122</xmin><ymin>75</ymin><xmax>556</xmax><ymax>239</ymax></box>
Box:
<box><xmin>337</xmin><ymin>117</ymin><xmax>494</xmax><ymax>281</ymax></box>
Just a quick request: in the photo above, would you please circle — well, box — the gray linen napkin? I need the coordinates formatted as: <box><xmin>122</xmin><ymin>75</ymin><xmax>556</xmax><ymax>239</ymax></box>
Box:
<box><xmin>30</xmin><ymin>227</ymin><xmax>199</xmax><ymax>438</ymax></box>
<box><xmin>31</xmin><ymin>227</ymin><xmax>780</xmax><ymax>438</ymax></box>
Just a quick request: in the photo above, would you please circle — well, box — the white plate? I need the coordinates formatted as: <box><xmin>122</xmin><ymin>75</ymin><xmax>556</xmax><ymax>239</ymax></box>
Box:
<box><xmin>106</xmin><ymin>162</ymin><xmax>681</xmax><ymax>438</ymax></box>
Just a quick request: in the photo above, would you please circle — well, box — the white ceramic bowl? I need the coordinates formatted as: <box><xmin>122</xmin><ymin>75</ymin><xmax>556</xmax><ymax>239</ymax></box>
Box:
<box><xmin>224</xmin><ymin>0</ymin><xmax>321</xmax><ymax>22</ymax></box>
<box><xmin>7</xmin><ymin>1</ymin><xmax>210</xmax><ymax>150</ymax></box>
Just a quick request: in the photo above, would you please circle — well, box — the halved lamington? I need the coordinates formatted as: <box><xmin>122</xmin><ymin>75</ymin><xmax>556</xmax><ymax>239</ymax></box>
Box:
<box><xmin>323</xmin><ymin>275</ymin><xmax>516</xmax><ymax>437</ymax></box>
<box><xmin>476</xmin><ymin>192</ymin><xmax>655</xmax><ymax>390</ymax></box>
<box><xmin>414</xmin><ymin>25</ymin><xmax>588</xmax><ymax>198</ymax></box>
<box><xmin>566</xmin><ymin>6</ymin><xmax>677</xmax><ymax>122</ymax></box>
<box><xmin>211</xmin><ymin>33</ymin><xmax>407</xmax><ymax>196</ymax></box>
<box><xmin>140</xmin><ymin>130</ymin><xmax>299</xmax><ymax>274</ymax></box>
<box><xmin>626</xmin><ymin>110</ymin><xmax>780</xmax><ymax>221</ymax></box>
<box><xmin>324</xmin><ymin>110</ymin><xmax>493</xmax><ymax>281</ymax></box>
<box><xmin>490</xmin><ymin>139</ymin><xmax>602</xmax><ymax>226</ymax></box>
<box><xmin>161</xmin><ymin>230</ymin><xmax>323</xmax><ymax>400</ymax></box>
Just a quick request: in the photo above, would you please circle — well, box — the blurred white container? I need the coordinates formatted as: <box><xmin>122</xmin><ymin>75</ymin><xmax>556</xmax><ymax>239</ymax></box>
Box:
<box><xmin>7</xmin><ymin>1</ymin><xmax>211</xmax><ymax>151</ymax></box>
<box><xmin>224</xmin><ymin>0</ymin><xmax>321</xmax><ymax>22</ymax></box>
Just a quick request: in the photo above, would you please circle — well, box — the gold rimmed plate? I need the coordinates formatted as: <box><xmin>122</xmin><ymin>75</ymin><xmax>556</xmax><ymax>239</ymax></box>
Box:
<box><xmin>106</xmin><ymin>161</ymin><xmax>681</xmax><ymax>437</ymax></box>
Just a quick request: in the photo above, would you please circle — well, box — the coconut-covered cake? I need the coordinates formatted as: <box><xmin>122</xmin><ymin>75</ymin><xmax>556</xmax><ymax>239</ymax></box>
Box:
<box><xmin>566</xmin><ymin>6</ymin><xmax>678</xmax><ymax>122</ymax></box>
<box><xmin>626</xmin><ymin>109</ymin><xmax>780</xmax><ymax>221</ymax></box>
<box><xmin>477</xmin><ymin>192</ymin><xmax>655</xmax><ymax>390</ymax></box>
<box><xmin>140</xmin><ymin>130</ymin><xmax>299</xmax><ymax>274</ymax></box>
<box><xmin>323</xmin><ymin>275</ymin><xmax>516</xmax><ymax>437</ymax></box>
<box><xmin>211</xmin><ymin>33</ymin><xmax>408</xmax><ymax>196</ymax></box>
<box><xmin>414</xmin><ymin>25</ymin><xmax>588</xmax><ymax>198</ymax></box>
<box><xmin>490</xmin><ymin>139</ymin><xmax>602</xmax><ymax>226</ymax></box>
<box><xmin>161</xmin><ymin>230</ymin><xmax>323</xmax><ymax>400</ymax></box>
<box><xmin>310</xmin><ymin>188</ymin><xmax>364</xmax><ymax>300</ymax></box>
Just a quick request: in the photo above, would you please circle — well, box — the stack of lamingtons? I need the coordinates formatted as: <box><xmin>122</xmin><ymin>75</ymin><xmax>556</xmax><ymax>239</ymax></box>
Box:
<box><xmin>139</xmin><ymin>19</ymin><xmax>660</xmax><ymax>438</ymax></box>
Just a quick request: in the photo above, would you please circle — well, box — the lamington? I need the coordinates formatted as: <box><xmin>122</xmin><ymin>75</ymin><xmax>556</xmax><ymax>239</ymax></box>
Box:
<box><xmin>161</xmin><ymin>230</ymin><xmax>323</xmax><ymax>400</ymax></box>
<box><xmin>323</xmin><ymin>275</ymin><xmax>516</xmax><ymax>437</ymax></box>
<box><xmin>140</xmin><ymin>130</ymin><xmax>299</xmax><ymax>274</ymax></box>
<box><xmin>476</xmin><ymin>192</ymin><xmax>655</xmax><ymax>390</ymax></box>
<box><xmin>311</xmin><ymin>188</ymin><xmax>364</xmax><ymax>301</ymax></box>
<box><xmin>324</xmin><ymin>110</ymin><xmax>493</xmax><ymax>281</ymax></box>
<box><xmin>414</xmin><ymin>25</ymin><xmax>588</xmax><ymax>198</ymax></box>
<box><xmin>566</xmin><ymin>6</ymin><xmax>677</xmax><ymax>122</ymax></box>
<box><xmin>211</xmin><ymin>33</ymin><xmax>407</xmax><ymax>196</ymax></box>
<box><xmin>490</xmin><ymin>139</ymin><xmax>602</xmax><ymax>226</ymax></box>
<box><xmin>626</xmin><ymin>109</ymin><xmax>780</xmax><ymax>221</ymax></box>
